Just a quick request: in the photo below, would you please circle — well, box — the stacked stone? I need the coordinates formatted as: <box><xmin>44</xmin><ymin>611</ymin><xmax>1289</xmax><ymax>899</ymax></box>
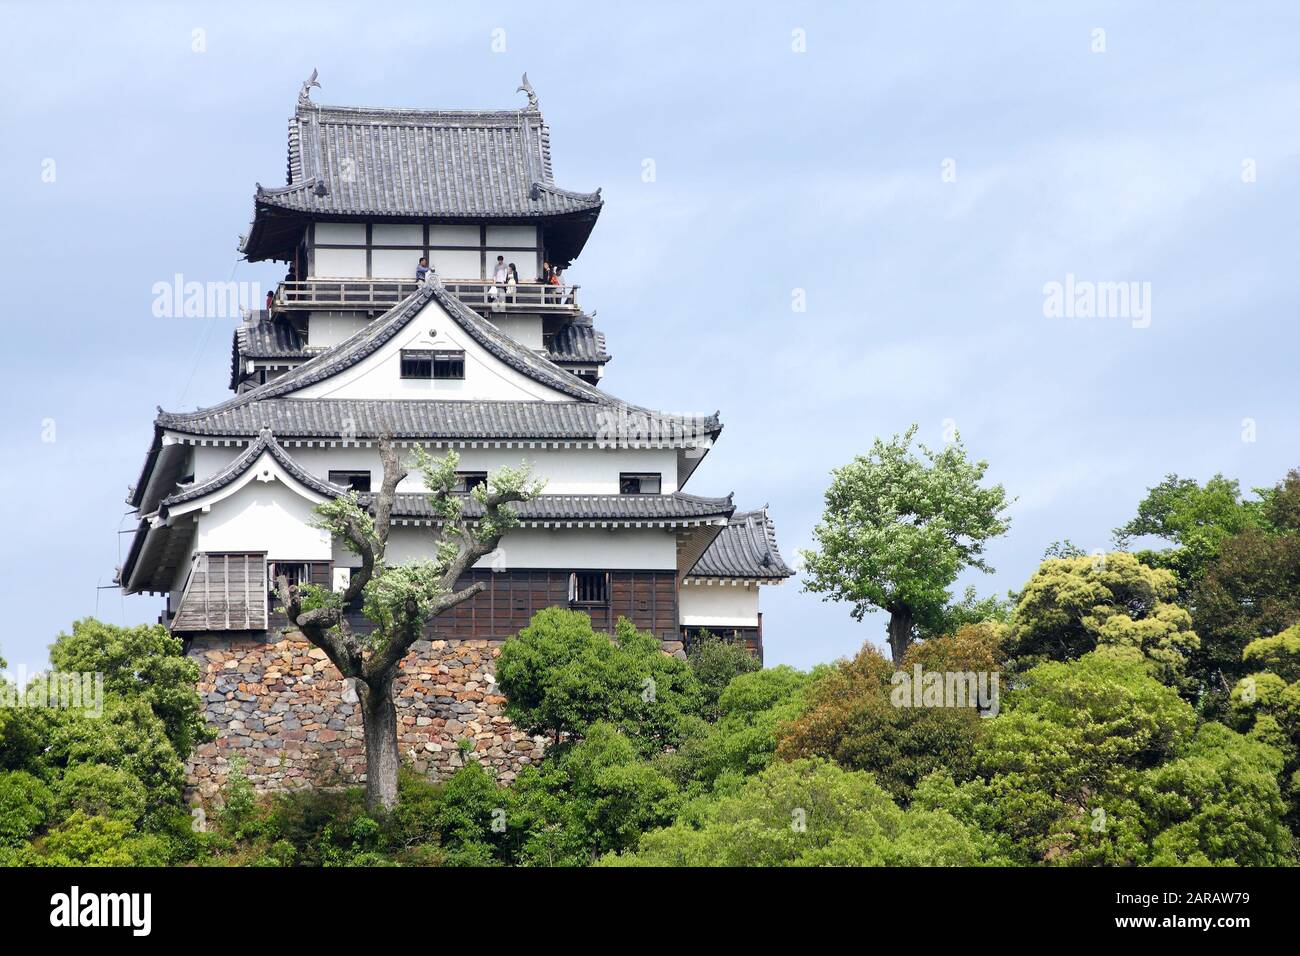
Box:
<box><xmin>185</xmin><ymin>634</ymin><xmax>548</xmax><ymax>802</ymax></box>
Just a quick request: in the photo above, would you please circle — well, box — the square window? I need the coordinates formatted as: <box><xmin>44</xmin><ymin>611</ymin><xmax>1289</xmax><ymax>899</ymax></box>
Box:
<box><xmin>328</xmin><ymin>470</ymin><xmax>371</xmax><ymax>493</ymax></box>
<box><xmin>619</xmin><ymin>473</ymin><xmax>662</xmax><ymax>495</ymax></box>
<box><xmin>455</xmin><ymin>471</ymin><xmax>488</xmax><ymax>493</ymax></box>
<box><xmin>400</xmin><ymin>349</ymin><xmax>433</xmax><ymax>378</ymax></box>
<box><xmin>569</xmin><ymin>571</ymin><xmax>609</xmax><ymax>605</ymax></box>
<box><xmin>432</xmin><ymin>350</ymin><xmax>465</xmax><ymax>379</ymax></box>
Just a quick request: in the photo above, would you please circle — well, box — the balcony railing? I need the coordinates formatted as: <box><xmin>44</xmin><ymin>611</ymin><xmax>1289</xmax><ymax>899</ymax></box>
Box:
<box><xmin>275</xmin><ymin>278</ymin><xmax>580</xmax><ymax>314</ymax></box>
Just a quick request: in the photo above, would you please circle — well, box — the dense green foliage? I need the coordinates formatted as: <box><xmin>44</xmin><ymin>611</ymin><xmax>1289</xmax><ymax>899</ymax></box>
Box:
<box><xmin>5</xmin><ymin>458</ymin><xmax>1300</xmax><ymax>868</ymax></box>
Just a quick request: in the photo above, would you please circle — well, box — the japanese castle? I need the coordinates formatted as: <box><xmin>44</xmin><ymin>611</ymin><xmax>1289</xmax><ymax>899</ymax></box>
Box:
<box><xmin>117</xmin><ymin>74</ymin><xmax>792</xmax><ymax>790</ymax></box>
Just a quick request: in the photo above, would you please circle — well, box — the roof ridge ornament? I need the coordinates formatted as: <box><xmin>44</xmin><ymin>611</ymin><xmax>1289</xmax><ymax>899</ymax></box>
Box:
<box><xmin>516</xmin><ymin>72</ymin><xmax>539</xmax><ymax>111</ymax></box>
<box><xmin>298</xmin><ymin>68</ymin><xmax>320</xmax><ymax>110</ymax></box>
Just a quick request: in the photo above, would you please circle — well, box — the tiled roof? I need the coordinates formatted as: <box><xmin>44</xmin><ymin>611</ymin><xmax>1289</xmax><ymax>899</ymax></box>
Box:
<box><xmin>547</xmin><ymin>321</ymin><xmax>609</xmax><ymax>365</ymax></box>
<box><xmin>159</xmin><ymin>284</ymin><xmax>717</xmax><ymax>443</ymax></box>
<box><xmin>259</xmin><ymin>103</ymin><xmax>603</xmax><ymax>220</ymax></box>
<box><xmin>153</xmin><ymin>428</ymin><xmax>727</xmax><ymax>526</ymax></box>
<box><xmin>382</xmin><ymin>491</ymin><xmax>734</xmax><ymax>523</ymax></box>
<box><xmin>156</xmin><ymin>399</ymin><xmax>705</xmax><ymax>443</ymax></box>
<box><xmin>688</xmin><ymin>508</ymin><xmax>795</xmax><ymax>581</ymax></box>
<box><xmin>235</xmin><ymin>314</ymin><xmax>306</xmax><ymax>359</ymax></box>
<box><xmin>229</xmin><ymin>314</ymin><xmax>308</xmax><ymax>389</ymax></box>
<box><xmin>161</xmin><ymin>428</ymin><xmax>345</xmax><ymax>513</ymax></box>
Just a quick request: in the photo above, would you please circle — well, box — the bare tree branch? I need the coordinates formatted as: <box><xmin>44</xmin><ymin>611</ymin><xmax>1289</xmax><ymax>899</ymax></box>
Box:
<box><xmin>373</xmin><ymin>432</ymin><xmax>408</xmax><ymax>560</ymax></box>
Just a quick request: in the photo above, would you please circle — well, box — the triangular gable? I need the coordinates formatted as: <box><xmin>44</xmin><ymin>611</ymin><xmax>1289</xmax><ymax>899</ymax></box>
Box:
<box><xmin>292</xmin><ymin>294</ymin><xmax>573</xmax><ymax>402</ymax></box>
<box><xmin>160</xmin><ymin>429</ymin><xmax>344</xmax><ymax>519</ymax></box>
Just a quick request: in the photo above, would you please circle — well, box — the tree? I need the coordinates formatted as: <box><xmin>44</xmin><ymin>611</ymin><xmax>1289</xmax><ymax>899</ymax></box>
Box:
<box><xmin>1113</xmin><ymin>473</ymin><xmax>1265</xmax><ymax>591</ymax></box>
<box><xmin>686</xmin><ymin>633</ymin><xmax>762</xmax><ymax>720</ymax></box>
<box><xmin>276</xmin><ymin>439</ymin><xmax>542</xmax><ymax>811</ymax></box>
<box><xmin>1229</xmin><ymin>623</ymin><xmax>1300</xmax><ymax>826</ymax></box>
<box><xmin>801</xmin><ymin>425</ymin><xmax>1012</xmax><ymax>663</ymax></box>
<box><xmin>1192</xmin><ymin>524</ymin><xmax>1300</xmax><ymax>712</ymax></box>
<box><xmin>48</xmin><ymin>618</ymin><xmax>208</xmax><ymax>756</ymax></box>
<box><xmin>600</xmin><ymin>758</ymin><xmax>1004</xmax><ymax>867</ymax></box>
<box><xmin>913</xmin><ymin>648</ymin><xmax>1290</xmax><ymax>865</ymax></box>
<box><xmin>776</xmin><ymin>623</ymin><xmax>1003</xmax><ymax>802</ymax></box>
<box><xmin>665</xmin><ymin>666</ymin><xmax>810</xmax><ymax>792</ymax></box>
<box><xmin>496</xmin><ymin>608</ymin><xmax>701</xmax><ymax>754</ymax></box>
<box><xmin>1007</xmin><ymin>552</ymin><xmax>1199</xmax><ymax>689</ymax></box>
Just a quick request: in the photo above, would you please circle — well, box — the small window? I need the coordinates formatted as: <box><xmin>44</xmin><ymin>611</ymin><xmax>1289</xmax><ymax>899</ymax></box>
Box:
<box><xmin>569</xmin><ymin>571</ymin><xmax>609</xmax><ymax>605</ymax></box>
<box><xmin>269</xmin><ymin>561</ymin><xmax>309</xmax><ymax>590</ymax></box>
<box><xmin>432</xmin><ymin>350</ymin><xmax>465</xmax><ymax>379</ymax></box>
<box><xmin>328</xmin><ymin>470</ymin><xmax>371</xmax><ymax>492</ymax></box>
<box><xmin>401</xmin><ymin>349</ymin><xmax>465</xmax><ymax>380</ymax></box>
<box><xmin>400</xmin><ymin>349</ymin><xmax>433</xmax><ymax>378</ymax></box>
<box><xmin>455</xmin><ymin>471</ymin><xmax>488</xmax><ymax>493</ymax></box>
<box><xmin>619</xmin><ymin>473</ymin><xmax>662</xmax><ymax>495</ymax></box>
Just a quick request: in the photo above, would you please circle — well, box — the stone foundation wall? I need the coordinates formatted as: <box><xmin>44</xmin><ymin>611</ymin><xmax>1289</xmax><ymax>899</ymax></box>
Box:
<box><xmin>185</xmin><ymin>633</ymin><xmax>548</xmax><ymax>803</ymax></box>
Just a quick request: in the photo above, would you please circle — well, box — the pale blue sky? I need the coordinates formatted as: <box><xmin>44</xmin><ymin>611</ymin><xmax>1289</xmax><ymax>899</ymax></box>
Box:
<box><xmin>2</xmin><ymin>1</ymin><xmax>1297</xmax><ymax>672</ymax></box>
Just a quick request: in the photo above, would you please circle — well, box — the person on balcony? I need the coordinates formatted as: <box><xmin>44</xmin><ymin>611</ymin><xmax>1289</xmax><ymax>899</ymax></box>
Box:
<box><xmin>493</xmin><ymin>255</ymin><xmax>508</xmax><ymax>287</ymax></box>
<box><xmin>506</xmin><ymin>263</ymin><xmax>519</xmax><ymax>303</ymax></box>
<box><xmin>416</xmin><ymin>256</ymin><xmax>431</xmax><ymax>283</ymax></box>
<box><xmin>539</xmin><ymin>261</ymin><xmax>553</xmax><ymax>302</ymax></box>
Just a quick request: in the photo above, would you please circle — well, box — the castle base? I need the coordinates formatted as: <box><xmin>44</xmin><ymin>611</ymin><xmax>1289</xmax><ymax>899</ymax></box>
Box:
<box><xmin>185</xmin><ymin>633</ymin><xmax>548</xmax><ymax>803</ymax></box>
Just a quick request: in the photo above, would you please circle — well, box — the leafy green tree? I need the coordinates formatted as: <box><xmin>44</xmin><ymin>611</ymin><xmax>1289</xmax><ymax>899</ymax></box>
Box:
<box><xmin>496</xmin><ymin>608</ymin><xmax>701</xmax><ymax>753</ymax></box>
<box><xmin>1230</xmin><ymin>624</ymin><xmax>1300</xmax><ymax>826</ymax></box>
<box><xmin>686</xmin><ymin>633</ymin><xmax>762</xmax><ymax>719</ymax></box>
<box><xmin>0</xmin><ymin>771</ymin><xmax>54</xmax><ymax>847</ymax></box>
<box><xmin>1007</xmin><ymin>552</ymin><xmax>1199</xmax><ymax>688</ymax></box>
<box><xmin>54</xmin><ymin>764</ymin><xmax>148</xmax><ymax>826</ymax></box>
<box><xmin>601</xmin><ymin>758</ymin><xmax>1004</xmax><ymax>867</ymax></box>
<box><xmin>48</xmin><ymin>619</ymin><xmax>208</xmax><ymax>756</ymax></box>
<box><xmin>914</xmin><ymin>648</ymin><xmax>1290</xmax><ymax>865</ymax></box>
<box><xmin>1116</xmin><ymin>468</ymin><xmax>1300</xmax><ymax>712</ymax></box>
<box><xmin>664</xmin><ymin>666</ymin><xmax>810</xmax><ymax>792</ymax></box>
<box><xmin>919</xmin><ymin>586</ymin><xmax>1014</xmax><ymax>641</ymax></box>
<box><xmin>276</xmin><ymin>438</ymin><xmax>542</xmax><ymax>811</ymax></box>
<box><xmin>1114</xmin><ymin>473</ymin><xmax>1266</xmax><ymax>590</ymax></box>
<box><xmin>19</xmin><ymin>811</ymin><xmax>172</xmax><ymax>867</ymax></box>
<box><xmin>776</xmin><ymin>623</ymin><xmax>1002</xmax><ymax>802</ymax></box>
<box><xmin>801</xmin><ymin>425</ymin><xmax>1012</xmax><ymax>662</ymax></box>
<box><xmin>1141</xmin><ymin>722</ymin><xmax>1290</xmax><ymax>866</ymax></box>
<box><xmin>1193</xmin><ymin>526</ymin><xmax>1300</xmax><ymax>713</ymax></box>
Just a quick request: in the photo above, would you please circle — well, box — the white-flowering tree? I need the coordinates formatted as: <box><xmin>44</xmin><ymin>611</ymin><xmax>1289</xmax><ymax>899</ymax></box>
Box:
<box><xmin>276</xmin><ymin>436</ymin><xmax>541</xmax><ymax>811</ymax></box>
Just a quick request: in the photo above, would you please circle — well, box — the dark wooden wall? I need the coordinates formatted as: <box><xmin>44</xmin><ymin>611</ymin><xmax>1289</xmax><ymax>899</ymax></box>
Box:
<box><xmin>263</xmin><ymin>568</ymin><xmax>679</xmax><ymax>643</ymax></box>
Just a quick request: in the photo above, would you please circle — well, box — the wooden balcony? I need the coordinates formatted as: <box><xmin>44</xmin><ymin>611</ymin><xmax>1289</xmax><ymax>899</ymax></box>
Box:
<box><xmin>274</xmin><ymin>278</ymin><xmax>580</xmax><ymax>314</ymax></box>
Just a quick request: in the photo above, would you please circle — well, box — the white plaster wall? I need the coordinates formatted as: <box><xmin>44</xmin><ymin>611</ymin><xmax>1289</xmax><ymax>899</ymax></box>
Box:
<box><xmin>343</xmin><ymin>524</ymin><xmax>679</xmax><ymax>570</ymax></box>
<box><xmin>316</xmin><ymin>222</ymin><xmax>366</xmax><ymax>244</ymax></box>
<box><xmin>429</xmin><ymin>225</ymin><xmax>478</xmax><ymax>246</ymax></box>
<box><xmin>195</xmin><ymin>479</ymin><xmax>332</xmax><ymax>560</ymax></box>
<box><xmin>371</xmin><ymin>249</ymin><xmax>424</xmax><ymax>280</ymax></box>
<box><xmin>486</xmin><ymin>225</ymin><xmax>537</xmax><ymax>247</ymax></box>
<box><xmin>287</xmin><ymin>445</ymin><xmax>679</xmax><ymax>495</ymax></box>
<box><xmin>487</xmin><ymin>314</ymin><xmax>544</xmax><ymax>350</ymax></box>
<box><xmin>679</xmin><ymin>581</ymin><xmax>760</xmax><ymax>627</ymax></box>
<box><xmin>308</xmin><ymin>312</ymin><xmax>369</xmax><ymax>349</ymax></box>
<box><xmin>189</xmin><ymin>443</ymin><xmax>248</xmax><ymax>485</ymax></box>
<box><xmin>429</xmin><ymin>249</ymin><xmax>481</xmax><ymax>279</ymax></box>
<box><xmin>372</xmin><ymin>224</ymin><xmax>422</xmax><ymax>245</ymax></box>
<box><xmin>314</xmin><ymin>247</ymin><xmax>367</xmax><ymax>278</ymax></box>
<box><xmin>293</xmin><ymin>297</ymin><xmax>571</xmax><ymax>402</ymax></box>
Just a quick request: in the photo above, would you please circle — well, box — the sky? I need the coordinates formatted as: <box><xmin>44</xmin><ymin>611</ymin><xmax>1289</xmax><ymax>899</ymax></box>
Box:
<box><xmin>1</xmin><ymin>0</ymin><xmax>1298</xmax><ymax>673</ymax></box>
